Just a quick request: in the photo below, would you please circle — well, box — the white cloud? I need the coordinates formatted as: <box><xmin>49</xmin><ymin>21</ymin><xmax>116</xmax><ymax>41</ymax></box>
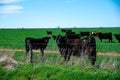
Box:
<box><xmin>0</xmin><ymin>0</ymin><xmax>23</xmax><ymax>4</ymax></box>
<box><xmin>0</xmin><ymin>5</ymin><xmax>23</xmax><ymax>14</ymax></box>
<box><xmin>0</xmin><ymin>0</ymin><xmax>24</xmax><ymax>14</ymax></box>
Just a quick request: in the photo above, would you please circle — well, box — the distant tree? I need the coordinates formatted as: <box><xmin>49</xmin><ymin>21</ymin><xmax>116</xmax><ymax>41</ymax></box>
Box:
<box><xmin>57</xmin><ymin>26</ymin><xmax>60</xmax><ymax>28</ymax></box>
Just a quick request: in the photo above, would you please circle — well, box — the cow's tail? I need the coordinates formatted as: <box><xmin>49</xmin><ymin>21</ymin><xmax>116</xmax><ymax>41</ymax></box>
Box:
<box><xmin>110</xmin><ymin>33</ymin><xmax>112</xmax><ymax>42</ymax></box>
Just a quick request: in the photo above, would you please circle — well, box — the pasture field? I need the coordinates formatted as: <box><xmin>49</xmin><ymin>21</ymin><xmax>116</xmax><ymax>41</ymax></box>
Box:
<box><xmin>0</xmin><ymin>27</ymin><xmax>120</xmax><ymax>80</ymax></box>
<box><xmin>0</xmin><ymin>27</ymin><xmax>120</xmax><ymax>52</ymax></box>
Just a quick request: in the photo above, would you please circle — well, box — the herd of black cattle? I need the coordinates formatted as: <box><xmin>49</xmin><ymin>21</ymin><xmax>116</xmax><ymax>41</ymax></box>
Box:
<box><xmin>25</xmin><ymin>29</ymin><xmax>120</xmax><ymax>65</ymax></box>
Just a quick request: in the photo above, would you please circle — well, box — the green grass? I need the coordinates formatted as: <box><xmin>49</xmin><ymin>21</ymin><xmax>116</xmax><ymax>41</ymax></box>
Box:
<box><xmin>2</xmin><ymin>64</ymin><xmax>120</xmax><ymax>80</ymax></box>
<box><xmin>0</xmin><ymin>27</ymin><xmax>120</xmax><ymax>52</ymax></box>
<box><xmin>0</xmin><ymin>61</ymin><xmax>120</xmax><ymax>80</ymax></box>
<box><xmin>1</xmin><ymin>50</ymin><xmax>120</xmax><ymax>80</ymax></box>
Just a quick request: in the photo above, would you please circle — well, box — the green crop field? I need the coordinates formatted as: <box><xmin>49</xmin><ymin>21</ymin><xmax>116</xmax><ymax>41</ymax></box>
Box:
<box><xmin>0</xmin><ymin>27</ymin><xmax>120</xmax><ymax>80</ymax></box>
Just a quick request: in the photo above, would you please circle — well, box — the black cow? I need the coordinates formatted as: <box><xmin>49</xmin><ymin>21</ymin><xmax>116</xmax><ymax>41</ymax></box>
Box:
<box><xmin>65</xmin><ymin>30</ymin><xmax>73</xmax><ymax>35</ymax></box>
<box><xmin>25</xmin><ymin>37</ymin><xmax>51</xmax><ymax>63</ymax></box>
<box><xmin>80</xmin><ymin>32</ymin><xmax>90</xmax><ymax>37</ymax></box>
<box><xmin>53</xmin><ymin>35</ymin><xmax>96</xmax><ymax>65</ymax></box>
<box><xmin>66</xmin><ymin>36</ymin><xmax>96</xmax><ymax>65</ymax></box>
<box><xmin>46</xmin><ymin>31</ymin><xmax>52</xmax><ymax>35</ymax></box>
<box><xmin>61</xmin><ymin>29</ymin><xmax>76</xmax><ymax>35</ymax></box>
<box><xmin>65</xmin><ymin>33</ymin><xmax>81</xmax><ymax>39</ymax></box>
<box><xmin>52</xmin><ymin>35</ymin><xmax>67</xmax><ymax>56</ymax></box>
<box><xmin>114</xmin><ymin>34</ymin><xmax>120</xmax><ymax>43</ymax></box>
<box><xmin>98</xmin><ymin>32</ymin><xmax>112</xmax><ymax>42</ymax></box>
<box><xmin>61</xmin><ymin>29</ymin><xmax>67</xmax><ymax>32</ymax></box>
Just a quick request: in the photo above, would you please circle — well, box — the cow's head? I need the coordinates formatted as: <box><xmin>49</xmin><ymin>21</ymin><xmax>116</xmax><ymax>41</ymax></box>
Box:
<box><xmin>82</xmin><ymin>36</ymin><xmax>96</xmax><ymax>55</ymax></box>
<box><xmin>54</xmin><ymin>35</ymin><xmax>63</xmax><ymax>44</ymax></box>
<box><xmin>52</xmin><ymin>36</ymin><xmax>56</xmax><ymax>40</ymax></box>
<box><xmin>43</xmin><ymin>37</ymin><xmax>51</xmax><ymax>43</ymax></box>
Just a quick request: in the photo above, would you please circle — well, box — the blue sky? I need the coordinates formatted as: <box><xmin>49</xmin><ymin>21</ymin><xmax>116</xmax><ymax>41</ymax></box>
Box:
<box><xmin>0</xmin><ymin>0</ymin><xmax>120</xmax><ymax>28</ymax></box>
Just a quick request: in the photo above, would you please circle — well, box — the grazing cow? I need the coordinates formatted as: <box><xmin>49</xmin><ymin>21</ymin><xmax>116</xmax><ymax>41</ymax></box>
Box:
<box><xmin>80</xmin><ymin>32</ymin><xmax>90</xmax><ymax>37</ymax></box>
<box><xmin>61</xmin><ymin>29</ymin><xmax>67</xmax><ymax>32</ymax></box>
<box><xmin>66</xmin><ymin>36</ymin><xmax>96</xmax><ymax>65</ymax></box>
<box><xmin>46</xmin><ymin>31</ymin><xmax>52</xmax><ymax>35</ymax></box>
<box><xmin>114</xmin><ymin>34</ymin><xmax>120</xmax><ymax>43</ymax></box>
<box><xmin>52</xmin><ymin>35</ymin><xmax>67</xmax><ymax>56</ymax></box>
<box><xmin>91</xmin><ymin>31</ymin><xmax>101</xmax><ymax>36</ymax></box>
<box><xmin>65</xmin><ymin>33</ymin><xmax>81</xmax><ymax>39</ymax></box>
<box><xmin>65</xmin><ymin>30</ymin><xmax>73</xmax><ymax>35</ymax></box>
<box><xmin>61</xmin><ymin>29</ymin><xmax>76</xmax><ymax>35</ymax></box>
<box><xmin>53</xmin><ymin>35</ymin><xmax>96</xmax><ymax>65</ymax></box>
<box><xmin>52</xmin><ymin>33</ymin><xmax>80</xmax><ymax>56</ymax></box>
<box><xmin>97</xmin><ymin>32</ymin><xmax>112</xmax><ymax>42</ymax></box>
<box><xmin>25</xmin><ymin>37</ymin><xmax>51</xmax><ymax>63</ymax></box>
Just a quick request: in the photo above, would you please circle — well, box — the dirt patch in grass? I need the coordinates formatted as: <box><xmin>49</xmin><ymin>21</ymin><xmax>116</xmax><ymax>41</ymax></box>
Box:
<box><xmin>0</xmin><ymin>48</ymin><xmax>120</xmax><ymax>56</ymax></box>
<box><xmin>0</xmin><ymin>50</ymin><xmax>21</xmax><ymax>70</ymax></box>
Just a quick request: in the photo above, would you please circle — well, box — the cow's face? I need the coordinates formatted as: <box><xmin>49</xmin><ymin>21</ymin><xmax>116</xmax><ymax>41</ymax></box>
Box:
<box><xmin>56</xmin><ymin>35</ymin><xmax>62</xmax><ymax>44</ymax></box>
<box><xmin>44</xmin><ymin>37</ymin><xmax>51</xmax><ymax>43</ymax></box>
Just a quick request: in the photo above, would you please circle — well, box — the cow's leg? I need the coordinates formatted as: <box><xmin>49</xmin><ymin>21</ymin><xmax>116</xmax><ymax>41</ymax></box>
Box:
<box><xmin>25</xmin><ymin>43</ymin><xmax>30</xmax><ymax>55</ymax></box>
<box><xmin>26</xmin><ymin>43</ymin><xmax>33</xmax><ymax>63</ymax></box>
<box><xmin>64</xmin><ymin>55</ymin><xmax>70</xmax><ymax>61</ymax></box>
<box><xmin>66</xmin><ymin>55</ymin><xmax>71</xmax><ymax>61</ymax></box>
<box><xmin>64</xmin><ymin>56</ymin><xmax>67</xmax><ymax>61</ymax></box>
<box><xmin>88</xmin><ymin>55</ymin><xmax>96</xmax><ymax>65</ymax></box>
<box><xmin>109</xmin><ymin>39</ymin><xmax>110</xmax><ymax>43</ymax></box>
<box><xmin>28</xmin><ymin>47</ymin><xmax>33</xmax><ymax>63</ymax></box>
<box><xmin>63</xmin><ymin>50</ymin><xmax>68</xmax><ymax>61</ymax></box>
<box><xmin>101</xmin><ymin>39</ymin><xmax>102</xmax><ymax>42</ymax></box>
<box><xmin>39</xmin><ymin>48</ymin><xmax>44</xmax><ymax>63</ymax></box>
<box><xmin>91</xmin><ymin>56</ymin><xmax>96</xmax><ymax>65</ymax></box>
<box><xmin>110</xmin><ymin>39</ymin><xmax>112</xmax><ymax>43</ymax></box>
<box><xmin>25</xmin><ymin>48</ymin><xmax>29</xmax><ymax>55</ymax></box>
<box><xmin>88</xmin><ymin>47</ymin><xmax>96</xmax><ymax>65</ymax></box>
<box><xmin>40</xmin><ymin>48</ymin><xmax>44</xmax><ymax>56</ymax></box>
<box><xmin>65</xmin><ymin>49</ymin><xmax>71</xmax><ymax>61</ymax></box>
<box><xmin>59</xmin><ymin>48</ymin><xmax>63</xmax><ymax>55</ymax></box>
<box><xmin>29</xmin><ymin>50</ymin><xmax>33</xmax><ymax>63</ymax></box>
